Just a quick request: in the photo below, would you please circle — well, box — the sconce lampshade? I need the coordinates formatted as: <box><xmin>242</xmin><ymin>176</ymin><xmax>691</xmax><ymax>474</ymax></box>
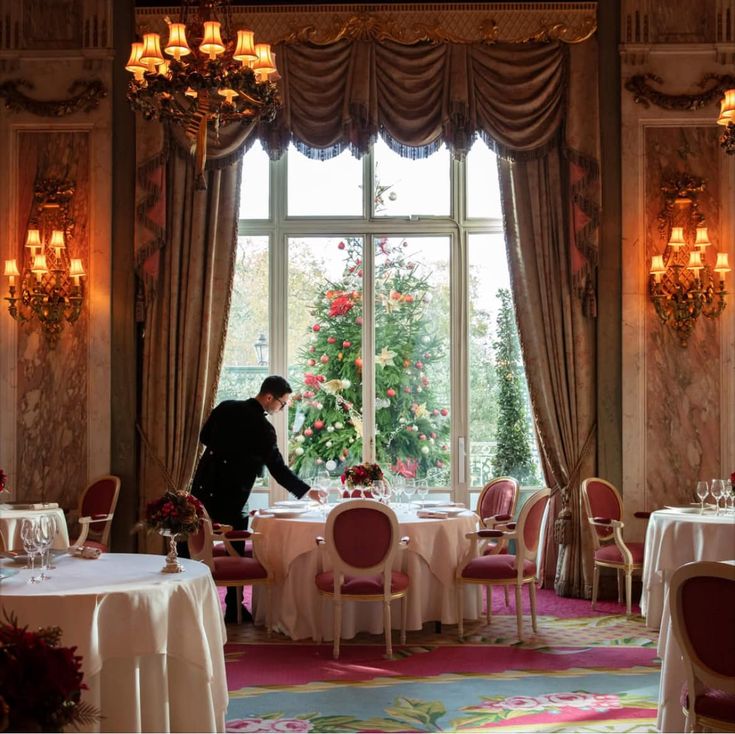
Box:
<box><xmin>49</xmin><ymin>230</ymin><xmax>65</xmax><ymax>248</ymax></box>
<box><xmin>686</xmin><ymin>250</ymin><xmax>704</xmax><ymax>272</ymax></box>
<box><xmin>140</xmin><ymin>33</ymin><xmax>165</xmax><ymax>68</ymax></box>
<box><xmin>667</xmin><ymin>226</ymin><xmax>686</xmax><ymax>249</ymax></box>
<box><xmin>650</xmin><ymin>254</ymin><xmax>666</xmax><ymax>275</ymax></box>
<box><xmin>3</xmin><ymin>259</ymin><xmax>20</xmax><ymax>278</ymax></box>
<box><xmin>717</xmin><ymin>88</ymin><xmax>735</xmax><ymax>126</ymax></box>
<box><xmin>694</xmin><ymin>227</ymin><xmax>711</xmax><ymax>249</ymax></box>
<box><xmin>25</xmin><ymin>229</ymin><xmax>41</xmax><ymax>248</ymax></box>
<box><xmin>714</xmin><ymin>252</ymin><xmax>731</xmax><ymax>273</ymax></box>
<box><xmin>125</xmin><ymin>42</ymin><xmax>145</xmax><ymax>73</ymax></box>
<box><xmin>253</xmin><ymin>43</ymin><xmax>277</xmax><ymax>78</ymax></box>
<box><xmin>31</xmin><ymin>254</ymin><xmax>48</xmax><ymax>274</ymax></box>
<box><xmin>234</xmin><ymin>30</ymin><xmax>257</xmax><ymax>64</ymax></box>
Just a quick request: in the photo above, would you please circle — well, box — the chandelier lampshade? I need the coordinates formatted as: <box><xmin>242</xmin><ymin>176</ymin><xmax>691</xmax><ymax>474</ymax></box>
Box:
<box><xmin>126</xmin><ymin>0</ymin><xmax>280</xmax><ymax>183</ymax></box>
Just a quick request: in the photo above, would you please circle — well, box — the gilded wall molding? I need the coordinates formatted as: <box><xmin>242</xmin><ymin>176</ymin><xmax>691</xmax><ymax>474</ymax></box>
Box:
<box><xmin>280</xmin><ymin>13</ymin><xmax>596</xmax><ymax>45</ymax></box>
<box><xmin>624</xmin><ymin>72</ymin><xmax>735</xmax><ymax>111</ymax></box>
<box><xmin>0</xmin><ymin>78</ymin><xmax>106</xmax><ymax>116</ymax></box>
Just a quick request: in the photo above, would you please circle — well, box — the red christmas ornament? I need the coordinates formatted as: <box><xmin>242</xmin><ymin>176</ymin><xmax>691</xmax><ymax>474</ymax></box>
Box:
<box><xmin>320</xmin><ymin>354</ymin><xmax>329</xmax><ymax>364</ymax></box>
<box><xmin>327</xmin><ymin>336</ymin><xmax>336</xmax><ymax>344</ymax></box>
<box><xmin>304</xmin><ymin>428</ymin><xmax>313</xmax><ymax>437</ymax></box>
<box><xmin>342</xmin><ymin>340</ymin><xmax>351</xmax><ymax>348</ymax></box>
<box><xmin>307</xmin><ymin>358</ymin><xmax>316</xmax><ymax>366</ymax></box>
<box><xmin>354</xmin><ymin>356</ymin><xmax>363</xmax><ymax>368</ymax></box>
<box><xmin>440</xmin><ymin>408</ymin><xmax>448</xmax><ymax>416</ymax></box>
<box><xmin>338</xmin><ymin>241</ymin><xmax>346</xmax><ymax>249</ymax></box>
<box><xmin>314</xmin><ymin>420</ymin><xmax>325</xmax><ymax>430</ymax></box>
<box><xmin>312</xmin><ymin>324</ymin><xmax>321</xmax><ymax>332</ymax></box>
<box><xmin>386</xmin><ymin>388</ymin><xmax>396</xmax><ymax>398</ymax></box>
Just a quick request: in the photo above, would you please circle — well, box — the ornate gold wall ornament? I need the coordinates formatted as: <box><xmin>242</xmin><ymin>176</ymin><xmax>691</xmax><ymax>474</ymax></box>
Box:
<box><xmin>281</xmin><ymin>12</ymin><xmax>596</xmax><ymax>46</ymax></box>
<box><xmin>0</xmin><ymin>78</ymin><xmax>106</xmax><ymax>116</ymax></box>
<box><xmin>625</xmin><ymin>73</ymin><xmax>735</xmax><ymax>111</ymax></box>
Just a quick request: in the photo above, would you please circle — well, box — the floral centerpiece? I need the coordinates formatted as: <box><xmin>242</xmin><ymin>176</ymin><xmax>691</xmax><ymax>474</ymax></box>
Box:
<box><xmin>0</xmin><ymin>612</ymin><xmax>99</xmax><ymax>733</ymax></box>
<box><xmin>139</xmin><ymin>490</ymin><xmax>205</xmax><ymax>573</ymax></box>
<box><xmin>341</xmin><ymin>462</ymin><xmax>384</xmax><ymax>497</ymax></box>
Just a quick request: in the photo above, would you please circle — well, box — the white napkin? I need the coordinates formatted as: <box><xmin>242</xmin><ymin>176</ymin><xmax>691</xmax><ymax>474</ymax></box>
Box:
<box><xmin>417</xmin><ymin>510</ymin><xmax>449</xmax><ymax>519</ymax></box>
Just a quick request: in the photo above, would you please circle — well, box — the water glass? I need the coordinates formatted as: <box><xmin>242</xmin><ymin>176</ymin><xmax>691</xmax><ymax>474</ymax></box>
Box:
<box><xmin>710</xmin><ymin>479</ymin><xmax>724</xmax><ymax>515</ymax></box>
<box><xmin>724</xmin><ymin>479</ymin><xmax>734</xmax><ymax>513</ymax></box>
<box><xmin>416</xmin><ymin>480</ymin><xmax>430</xmax><ymax>504</ymax></box>
<box><xmin>695</xmin><ymin>480</ymin><xmax>709</xmax><ymax>513</ymax></box>
<box><xmin>20</xmin><ymin>518</ymin><xmax>42</xmax><ymax>583</ymax></box>
<box><xmin>36</xmin><ymin>515</ymin><xmax>54</xmax><ymax>579</ymax></box>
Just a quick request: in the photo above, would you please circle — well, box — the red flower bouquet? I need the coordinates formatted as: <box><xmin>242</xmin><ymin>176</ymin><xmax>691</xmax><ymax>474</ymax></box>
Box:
<box><xmin>142</xmin><ymin>490</ymin><xmax>204</xmax><ymax>538</ymax></box>
<box><xmin>0</xmin><ymin>612</ymin><xmax>99</xmax><ymax>732</ymax></box>
<box><xmin>341</xmin><ymin>463</ymin><xmax>384</xmax><ymax>497</ymax></box>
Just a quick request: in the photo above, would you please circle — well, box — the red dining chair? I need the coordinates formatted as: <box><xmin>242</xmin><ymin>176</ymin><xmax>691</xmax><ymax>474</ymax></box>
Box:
<box><xmin>69</xmin><ymin>475</ymin><xmax>121</xmax><ymax>552</ymax></box>
<box><xmin>669</xmin><ymin>561</ymin><xmax>735</xmax><ymax>733</ymax></box>
<box><xmin>315</xmin><ymin>499</ymin><xmax>410</xmax><ymax>659</ymax></box>
<box><xmin>581</xmin><ymin>477</ymin><xmax>649</xmax><ymax>616</ymax></box>
<box><xmin>188</xmin><ymin>516</ymin><xmax>272</xmax><ymax>629</ymax></box>
<box><xmin>457</xmin><ymin>487</ymin><xmax>550</xmax><ymax>641</ymax></box>
<box><xmin>476</xmin><ymin>476</ymin><xmax>519</xmax><ymax>554</ymax></box>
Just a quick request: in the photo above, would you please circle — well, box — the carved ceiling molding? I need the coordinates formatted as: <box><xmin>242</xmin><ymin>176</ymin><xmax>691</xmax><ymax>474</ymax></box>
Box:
<box><xmin>624</xmin><ymin>73</ymin><xmax>735</xmax><ymax>111</ymax></box>
<box><xmin>136</xmin><ymin>4</ymin><xmax>598</xmax><ymax>47</ymax></box>
<box><xmin>0</xmin><ymin>78</ymin><xmax>106</xmax><ymax>116</ymax></box>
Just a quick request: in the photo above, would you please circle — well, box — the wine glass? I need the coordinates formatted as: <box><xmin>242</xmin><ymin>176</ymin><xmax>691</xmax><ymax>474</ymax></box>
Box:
<box><xmin>416</xmin><ymin>479</ymin><xmax>429</xmax><ymax>505</ymax></box>
<box><xmin>695</xmin><ymin>480</ymin><xmax>709</xmax><ymax>514</ymax></box>
<box><xmin>403</xmin><ymin>480</ymin><xmax>417</xmax><ymax>510</ymax></box>
<box><xmin>314</xmin><ymin>485</ymin><xmax>329</xmax><ymax>517</ymax></box>
<box><xmin>710</xmin><ymin>479</ymin><xmax>724</xmax><ymax>515</ymax></box>
<box><xmin>20</xmin><ymin>518</ymin><xmax>41</xmax><ymax>583</ymax></box>
<box><xmin>35</xmin><ymin>515</ymin><xmax>54</xmax><ymax>580</ymax></box>
<box><xmin>723</xmin><ymin>479</ymin><xmax>734</xmax><ymax>513</ymax></box>
<box><xmin>392</xmin><ymin>478</ymin><xmax>405</xmax><ymax>511</ymax></box>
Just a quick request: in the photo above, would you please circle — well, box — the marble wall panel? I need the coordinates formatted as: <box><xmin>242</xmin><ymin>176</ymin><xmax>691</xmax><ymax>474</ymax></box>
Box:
<box><xmin>15</xmin><ymin>131</ymin><xmax>89</xmax><ymax>508</ymax></box>
<box><xmin>644</xmin><ymin>126</ymin><xmax>722</xmax><ymax>508</ymax></box>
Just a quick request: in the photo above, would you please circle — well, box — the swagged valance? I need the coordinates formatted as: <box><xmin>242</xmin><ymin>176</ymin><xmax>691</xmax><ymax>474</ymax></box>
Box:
<box><xmin>262</xmin><ymin>37</ymin><xmax>569</xmax><ymax>161</ymax></box>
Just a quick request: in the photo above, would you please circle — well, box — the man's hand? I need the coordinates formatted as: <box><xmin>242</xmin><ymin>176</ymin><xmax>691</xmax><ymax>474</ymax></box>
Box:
<box><xmin>307</xmin><ymin>488</ymin><xmax>325</xmax><ymax>503</ymax></box>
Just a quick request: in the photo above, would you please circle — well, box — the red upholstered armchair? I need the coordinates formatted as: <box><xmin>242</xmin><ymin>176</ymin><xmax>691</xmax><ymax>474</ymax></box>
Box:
<box><xmin>669</xmin><ymin>561</ymin><xmax>735</xmax><ymax>733</ymax></box>
<box><xmin>315</xmin><ymin>499</ymin><xmax>409</xmax><ymax>659</ymax></box>
<box><xmin>476</xmin><ymin>476</ymin><xmax>519</xmax><ymax>554</ymax></box>
<box><xmin>581</xmin><ymin>477</ymin><xmax>649</xmax><ymax>616</ymax></box>
<box><xmin>188</xmin><ymin>517</ymin><xmax>272</xmax><ymax>629</ymax></box>
<box><xmin>457</xmin><ymin>488</ymin><xmax>550</xmax><ymax>642</ymax></box>
<box><xmin>69</xmin><ymin>475</ymin><xmax>121</xmax><ymax>552</ymax></box>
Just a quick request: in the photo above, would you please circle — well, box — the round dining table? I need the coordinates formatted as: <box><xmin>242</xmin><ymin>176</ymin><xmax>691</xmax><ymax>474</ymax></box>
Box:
<box><xmin>251</xmin><ymin>504</ymin><xmax>481</xmax><ymax>641</ymax></box>
<box><xmin>0</xmin><ymin>503</ymin><xmax>69</xmax><ymax>550</ymax></box>
<box><xmin>0</xmin><ymin>552</ymin><xmax>227</xmax><ymax>733</ymax></box>
<box><xmin>640</xmin><ymin>507</ymin><xmax>735</xmax><ymax>629</ymax></box>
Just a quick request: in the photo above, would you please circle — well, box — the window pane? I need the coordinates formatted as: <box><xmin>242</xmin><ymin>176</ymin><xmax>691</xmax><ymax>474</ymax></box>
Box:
<box><xmin>468</xmin><ymin>233</ymin><xmax>540</xmax><ymax>487</ymax></box>
<box><xmin>287</xmin><ymin>236</ymin><xmax>364</xmax><ymax>482</ymax></box>
<box><xmin>466</xmin><ymin>139</ymin><xmax>502</xmax><ymax>219</ymax></box>
<box><xmin>374</xmin><ymin>236</ymin><xmax>451</xmax><ymax>486</ymax></box>
<box><xmin>373</xmin><ymin>138</ymin><xmax>450</xmax><ymax>217</ymax></box>
<box><xmin>287</xmin><ymin>145</ymin><xmax>363</xmax><ymax>216</ymax></box>
<box><xmin>239</xmin><ymin>140</ymin><xmax>270</xmax><ymax>219</ymax></box>
<box><xmin>217</xmin><ymin>235</ymin><xmax>270</xmax><ymax>488</ymax></box>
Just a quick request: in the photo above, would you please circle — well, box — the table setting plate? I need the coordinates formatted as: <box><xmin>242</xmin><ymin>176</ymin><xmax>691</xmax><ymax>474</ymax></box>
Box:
<box><xmin>664</xmin><ymin>506</ymin><xmax>709</xmax><ymax>514</ymax></box>
<box><xmin>428</xmin><ymin>505</ymin><xmax>465</xmax><ymax>516</ymax></box>
<box><xmin>263</xmin><ymin>507</ymin><xmax>311</xmax><ymax>518</ymax></box>
<box><xmin>0</xmin><ymin>567</ymin><xmax>19</xmax><ymax>581</ymax></box>
<box><xmin>274</xmin><ymin>500</ymin><xmax>315</xmax><ymax>509</ymax></box>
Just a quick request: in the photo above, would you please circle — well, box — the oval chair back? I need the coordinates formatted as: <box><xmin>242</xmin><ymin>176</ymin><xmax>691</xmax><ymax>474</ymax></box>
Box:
<box><xmin>72</xmin><ymin>474</ymin><xmax>121</xmax><ymax>551</ymax></box>
<box><xmin>669</xmin><ymin>560</ymin><xmax>735</xmax><ymax>732</ymax></box>
<box><xmin>476</xmin><ymin>476</ymin><xmax>519</xmax><ymax>527</ymax></box>
<box><xmin>581</xmin><ymin>477</ymin><xmax>622</xmax><ymax>549</ymax></box>
<box><xmin>316</xmin><ymin>499</ymin><xmax>410</xmax><ymax>659</ymax></box>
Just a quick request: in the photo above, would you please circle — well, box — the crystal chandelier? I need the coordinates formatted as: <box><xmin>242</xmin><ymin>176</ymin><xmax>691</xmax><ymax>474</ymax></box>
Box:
<box><xmin>718</xmin><ymin>88</ymin><xmax>735</xmax><ymax>155</ymax></box>
<box><xmin>3</xmin><ymin>178</ymin><xmax>86</xmax><ymax>347</ymax></box>
<box><xmin>125</xmin><ymin>0</ymin><xmax>280</xmax><ymax>174</ymax></box>
<box><xmin>649</xmin><ymin>175</ymin><xmax>730</xmax><ymax>347</ymax></box>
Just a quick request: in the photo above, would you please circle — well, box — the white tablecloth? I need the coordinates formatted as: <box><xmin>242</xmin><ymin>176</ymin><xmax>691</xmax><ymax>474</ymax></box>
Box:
<box><xmin>0</xmin><ymin>506</ymin><xmax>70</xmax><ymax>550</ymax></box>
<box><xmin>0</xmin><ymin>553</ymin><xmax>227</xmax><ymax>733</ymax></box>
<box><xmin>640</xmin><ymin>509</ymin><xmax>735</xmax><ymax>629</ymax></box>
<box><xmin>251</xmin><ymin>506</ymin><xmax>480</xmax><ymax>640</ymax></box>
<box><xmin>655</xmin><ymin>559</ymin><xmax>735</xmax><ymax>733</ymax></box>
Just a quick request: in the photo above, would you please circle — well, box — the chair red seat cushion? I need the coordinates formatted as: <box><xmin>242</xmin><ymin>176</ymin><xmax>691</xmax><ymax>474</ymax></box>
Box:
<box><xmin>212</xmin><ymin>555</ymin><xmax>267</xmax><ymax>581</ymax></box>
<box><xmin>462</xmin><ymin>554</ymin><xmax>536</xmax><ymax>579</ymax></box>
<box><xmin>680</xmin><ymin>682</ymin><xmax>735</xmax><ymax>724</ymax></box>
<box><xmin>594</xmin><ymin>542</ymin><xmax>644</xmax><ymax>564</ymax></box>
<box><xmin>212</xmin><ymin>540</ymin><xmax>253</xmax><ymax>558</ymax></box>
<box><xmin>315</xmin><ymin>570</ymin><xmax>409</xmax><ymax>595</ymax></box>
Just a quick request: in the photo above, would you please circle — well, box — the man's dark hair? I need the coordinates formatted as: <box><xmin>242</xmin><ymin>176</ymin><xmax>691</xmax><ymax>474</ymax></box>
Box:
<box><xmin>259</xmin><ymin>375</ymin><xmax>292</xmax><ymax>398</ymax></box>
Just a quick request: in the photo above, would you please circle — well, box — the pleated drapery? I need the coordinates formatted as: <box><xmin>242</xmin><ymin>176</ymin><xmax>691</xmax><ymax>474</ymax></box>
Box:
<box><xmin>133</xmin><ymin>17</ymin><xmax>601</xmax><ymax>591</ymax></box>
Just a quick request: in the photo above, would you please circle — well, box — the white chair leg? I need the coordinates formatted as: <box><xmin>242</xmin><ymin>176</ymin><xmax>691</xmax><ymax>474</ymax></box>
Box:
<box><xmin>514</xmin><ymin>584</ymin><xmax>523</xmax><ymax>641</ymax></box>
<box><xmin>591</xmin><ymin>565</ymin><xmax>600</xmax><ymax>610</ymax></box>
<box><xmin>383</xmin><ymin>600</ymin><xmax>393</xmax><ymax>657</ymax></box>
<box><xmin>625</xmin><ymin>570</ymin><xmax>633</xmax><ymax>616</ymax></box>
<box><xmin>400</xmin><ymin>595</ymin><xmax>407</xmax><ymax>645</ymax></box>
<box><xmin>457</xmin><ymin>583</ymin><xmax>464</xmax><ymax>640</ymax></box>
<box><xmin>333</xmin><ymin>598</ymin><xmax>342</xmax><ymax>660</ymax></box>
<box><xmin>530</xmin><ymin>581</ymin><xmax>538</xmax><ymax>633</ymax></box>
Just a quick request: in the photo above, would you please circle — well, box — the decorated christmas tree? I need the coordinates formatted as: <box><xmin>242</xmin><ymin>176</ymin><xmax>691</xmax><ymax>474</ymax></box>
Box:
<box><xmin>288</xmin><ymin>236</ymin><xmax>450</xmax><ymax>482</ymax></box>
<box><xmin>491</xmin><ymin>288</ymin><xmax>538</xmax><ymax>484</ymax></box>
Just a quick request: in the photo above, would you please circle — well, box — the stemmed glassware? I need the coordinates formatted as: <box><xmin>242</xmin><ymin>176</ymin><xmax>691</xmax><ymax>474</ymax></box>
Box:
<box><xmin>20</xmin><ymin>518</ymin><xmax>42</xmax><ymax>583</ymax></box>
<box><xmin>710</xmin><ymin>479</ymin><xmax>725</xmax><ymax>515</ymax></box>
<box><xmin>35</xmin><ymin>515</ymin><xmax>54</xmax><ymax>579</ymax></box>
<box><xmin>416</xmin><ymin>479</ymin><xmax>429</xmax><ymax>506</ymax></box>
<box><xmin>695</xmin><ymin>480</ymin><xmax>709</xmax><ymax>514</ymax></box>
<box><xmin>723</xmin><ymin>479</ymin><xmax>734</xmax><ymax>513</ymax></box>
<box><xmin>403</xmin><ymin>480</ymin><xmax>417</xmax><ymax>510</ymax></box>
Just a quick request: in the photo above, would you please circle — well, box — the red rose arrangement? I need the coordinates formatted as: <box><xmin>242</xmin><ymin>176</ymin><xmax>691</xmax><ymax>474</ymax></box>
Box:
<box><xmin>0</xmin><ymin>468</ymin><xmax>7</xmax><ymax>493</ymax></box>
<box><xmin>341</xmin><ymin>462</ymin><xmax>384</xmax><ymax>489</ymax></box>
<box><xmin>142</xmin><ymin>490</ymin><xmax>204</xmax><ymax>538</ymax></box>
<box><xmin>0</xmin><ymin>612</ymin><xmax>99</xmax><ymax>732</ymax></box>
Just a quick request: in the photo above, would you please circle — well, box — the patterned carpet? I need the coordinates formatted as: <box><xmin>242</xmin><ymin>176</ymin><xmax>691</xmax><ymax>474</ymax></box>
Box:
<box><xmin>223</xmin><ymin>590</ymin><xmax>660</xmax><ymax>733</ymax></box>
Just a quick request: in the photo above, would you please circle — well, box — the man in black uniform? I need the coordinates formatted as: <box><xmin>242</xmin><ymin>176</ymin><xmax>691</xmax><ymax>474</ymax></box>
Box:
<box><xmin>192</xmin><ymin>375</ymin><xmax>316</xmax><ymax>622</ymax></box>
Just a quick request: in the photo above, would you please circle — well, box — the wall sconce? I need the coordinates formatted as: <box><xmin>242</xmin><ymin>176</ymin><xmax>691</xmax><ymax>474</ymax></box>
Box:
<box><xmin>3</xmin><ymin>178</ymin><xmax>86</xmax><ymax>347</ymax></box>
<box><xmin>253</xmin><ymin>332</ymin><xmax>269</xmax><ymax>366</ymax></box>
<box><xmin>718</xmin><ymin>88</ymin><xmax>735</xmax><ymax>155</ymax></box>
<box><xmin>649</xmin><ymin>174</ymin><xmax>730</xmax><ymax>347</ymax></box>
